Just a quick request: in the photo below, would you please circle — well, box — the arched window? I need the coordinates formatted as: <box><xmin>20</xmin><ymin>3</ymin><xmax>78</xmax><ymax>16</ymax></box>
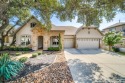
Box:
<box><xmin>21</xmin><ymin>35</ymin><xmax>31</xmax><ymax>46</ymax></box>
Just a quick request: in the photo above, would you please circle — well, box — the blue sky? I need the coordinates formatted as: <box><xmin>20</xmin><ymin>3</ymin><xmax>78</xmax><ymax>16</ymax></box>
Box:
<box><xmin>51</xmin><ymin>12</ymin><xmax>125</xmax><ymax>30</ymax></box>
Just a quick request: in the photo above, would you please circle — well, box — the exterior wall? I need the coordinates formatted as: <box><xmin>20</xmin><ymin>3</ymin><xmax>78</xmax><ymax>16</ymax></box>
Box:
<box><xmin>49</xmin><ymin>31</ymin><xmax>64</xmax><ymax>49</ymax></box>
<box><xmin>76</xmin><ymin>28</ymin><xmax>102</xmax><ymax>38</ymax></box>
<box><xmin>103</xmin><ymin>29</ymin><xmax>109</xmax><ymax>34</ymax></box>
<box><xmin>16</xmin><ymin>19</ymin><xmax>37</xmax><ymax>47</ymax></box>
<box><xmin>16</xmin><ymin>18</ymin><xmax>64</xmax><ymax>50</ymax></box>
<box><xmin>32</xmin><ymin>28</ymin><xmax>64</xmax><ymax>50</ymax></box>
<box><xmin>76</xmin><ymin>28</ymin><xmax>103</xmax><ymax>49</ymax></box>
<box><xmin>115</xmin><ymin>26</ymin><xmax>123</xmax><ymax>32</ymax></box>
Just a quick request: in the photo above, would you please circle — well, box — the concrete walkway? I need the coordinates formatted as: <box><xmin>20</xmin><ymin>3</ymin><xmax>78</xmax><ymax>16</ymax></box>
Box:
<box><xmin>64</xmin><ymin>49</ymin><xmax>125</xmax><ymax>83</ymax></box>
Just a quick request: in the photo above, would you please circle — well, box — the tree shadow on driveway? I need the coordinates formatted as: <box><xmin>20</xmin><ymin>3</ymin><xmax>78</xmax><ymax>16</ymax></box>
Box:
<box><xmin>67</xmin><ymin>59</ymin><xmax>125</xmax><ymax>83</ymax></box>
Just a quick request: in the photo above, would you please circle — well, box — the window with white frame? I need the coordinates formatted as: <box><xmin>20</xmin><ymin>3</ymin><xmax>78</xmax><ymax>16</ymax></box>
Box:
<box><xmin>51</xmin><ymin>36</ymin><xmax>59</xmax><ymax>45</ymax></box>
<box><xmin>21</xmin><ymin>35</ymin><xmax>31</xmax><ymax>46</ymax></box>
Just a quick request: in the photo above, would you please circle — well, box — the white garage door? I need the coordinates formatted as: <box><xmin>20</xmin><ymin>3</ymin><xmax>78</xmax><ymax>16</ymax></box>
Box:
<box><xmin>77</xmin><ymin>38</ymin><xmax>100</xmax><ymax>49</ymax></box>
<box><xmin>64</xmin><ymin>38</ymin><xmax>74</xmax><ymax>48</ymax></box>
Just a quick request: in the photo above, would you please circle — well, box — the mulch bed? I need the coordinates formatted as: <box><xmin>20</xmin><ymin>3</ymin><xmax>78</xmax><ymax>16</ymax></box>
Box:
<box><xmin>8</xmin><ymin>52</ymin><xmax>74</xmax><ymax>83</ymax></box>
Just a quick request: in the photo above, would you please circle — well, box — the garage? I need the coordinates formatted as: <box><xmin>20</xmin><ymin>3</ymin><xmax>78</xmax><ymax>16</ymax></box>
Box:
<box><xmin>77</xmin><ymin>38</ymin><xmax>100</xmax><ymax>49</ymax></box>
<box><xmin>76</xmin><ymin>26</ymin><xmax>103</xmax><ymax>49</ymax></box>
<box><xmin>64</xmin><ymin>38</ymin><xmax>74</xmax><ymax>48</ymax></box>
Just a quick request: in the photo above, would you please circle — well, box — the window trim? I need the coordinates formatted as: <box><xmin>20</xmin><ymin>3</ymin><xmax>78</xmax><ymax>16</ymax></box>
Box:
<box><xmin>20</xmin><ymin>34</ymin><xmax>31</xmax><ymax>46</ymax></box>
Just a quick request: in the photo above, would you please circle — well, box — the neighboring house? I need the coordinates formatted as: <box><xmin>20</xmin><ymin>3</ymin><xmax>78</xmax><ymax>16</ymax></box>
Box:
<box><xmin>102</xmin><ymin>22</ymin><xmax>125</xmax><ymax>48</ymax></box>
<box><xmin>15</xmin><ymin>16</ymin><xmax>103</xmax><ymax>50</ymax></box>
<box><xmin>102</xmin><ymin>22</ymin><xmax>125</xmax><ymax>35</ymax></box>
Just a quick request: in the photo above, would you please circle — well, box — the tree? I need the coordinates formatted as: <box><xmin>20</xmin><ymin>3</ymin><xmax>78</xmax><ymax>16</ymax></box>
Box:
<box><xmin>103</xmin><ymin>32</ymin><xmax>123</xmax><ymax>51</ymax></box>
<box><xmin>0</xmin><ymin>0</ymin><xmax>59</xmax><ymax>49</ymax></box>
<box><xmin>57</xmin><ymin>0</ymin><xmax>125</xmax><ymax>27</ymax></box>
<box><xmin>58</xmin><ymin>33</ymin><xmax>62</xmax><ymax>51</ymax></box>
<box><xmin>31</xmin><ymin>0</ymin><xmax>60</xmax><ymax>30</ymax></box>
<box><xmin>0</xmin><ymin>0</ymin><xmax>33</xmax><ymax>49</ymax></box>
<box><xmin>0</xmin><ymin>54</ymin><xmax>24</xmax><ymax>83</ymax></box>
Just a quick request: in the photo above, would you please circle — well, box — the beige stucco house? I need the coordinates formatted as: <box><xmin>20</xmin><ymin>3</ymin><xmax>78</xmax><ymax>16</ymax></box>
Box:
<box><xmin>15</xmin><ymin>16</ymin><xmax>103</xmax><ymax>50</ymax></box>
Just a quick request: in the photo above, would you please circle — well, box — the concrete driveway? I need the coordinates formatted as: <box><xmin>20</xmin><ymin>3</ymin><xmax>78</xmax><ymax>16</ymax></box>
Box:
<box><xmin>64</xmin><ymin>48</ymin><xmax>125</xmax><ymax>83</ymax></box>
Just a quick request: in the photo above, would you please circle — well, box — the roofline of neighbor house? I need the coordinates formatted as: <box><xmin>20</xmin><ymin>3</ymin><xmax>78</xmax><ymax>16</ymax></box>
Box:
<box><xmin>103</xmin><ymin>23</ymin><xmax>125</xmax><ymax>30</ymax></box>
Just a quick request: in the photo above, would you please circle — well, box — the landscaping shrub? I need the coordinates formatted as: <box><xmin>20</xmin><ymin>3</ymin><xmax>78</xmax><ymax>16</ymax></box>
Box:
<box><xmin>24</xmin><ymin>47</ymin><xmax>30</xmax><ymax>51</ymax></box>
<box><xmin>32</xmin><ymin>53</ymin><xmax>38</xmax><ymax>58</ymax></box>
<box><xmin>38</xmin><ymin>52</ymin><xmax>42</xmax><ymax>55</ymax></box>
<box><xmin>0</xmin><ymin>54</ymin><xmax>24</xmax><ymax>82</ymax></box>
<box><xmin>5</xmin><ymin>46</ymin><xmax>31</xmax><ymax>51</ymax></box>
<box><xmin>15</xmin><ymin>52</ymin><xmax>21</xmax><ymax>56</ymax></box>
<box><xmin>0</xmin><ymin>47</ymin><xmax>2</xmax><ymax>51</ymax></box>
<box><xmin>48</xmin><ymin>47</ymin><xmax>59</xmax><ymax>51</ymax></box>
<box><xmin>19</xmin><ymin>57</ymin><xmax>28</xmax><ymax>63</ymax></box>
<box><xmin>58</xmin><ymin>33</ymin><xmax>62</xmax><ymax>51</ymax></box>
<box><xmin>112</xmin><ymin>47</ymin><xmax>120</xmax><ymax>52</ymax></box>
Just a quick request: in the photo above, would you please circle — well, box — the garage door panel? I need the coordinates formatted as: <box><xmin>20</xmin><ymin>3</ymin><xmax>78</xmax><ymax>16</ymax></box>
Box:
<box><xmin>64</xmin><ymin>38</ymin><xmax>74</xmax><ymax>48</ymax></box>
<box><xmin>77</xmin><ymin>38</ymin><xmax>99</xmax><ymax>49</ymax></box>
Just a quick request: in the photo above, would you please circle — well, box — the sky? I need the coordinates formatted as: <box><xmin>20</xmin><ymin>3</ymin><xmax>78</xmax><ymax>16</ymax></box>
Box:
<box><xmin>51</xmin><ymin>12</ymin><xmax>125</xmax><ymax>30</ymax></box>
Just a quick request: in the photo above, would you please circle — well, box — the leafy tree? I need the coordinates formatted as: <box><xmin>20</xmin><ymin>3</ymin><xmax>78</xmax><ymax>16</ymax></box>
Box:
<box><xmin>0</xmin><ymin>54</ymin><xmax>24</xmax><ymax>83</ymax></box>
<box><xmin>103</xmin><ymin>32</ymin><xmax>123</xmax><ymax>51</ymax></box>
<box><xmin>57</xmin><ymin>0</ymin><xmax>125</xmax><ymax>27</ymax></box>
<box><xmin>31</xmin><ymin>0</ymin><xmax>60</xmax><ymax>30</ymax></box>
<box><xmin>58</xmin><ymin>33</ymin><xmax>62</xmax><ymax>51</ymax></box>
<box><xmin>0</xmin><ymin>0</ymin><xmax>59</xmax><ymax>49</ymax></box>
<box><xmin>0</xmin><ymin>0</ymin><xmax>33</xmax><ymax>49</ymax></box>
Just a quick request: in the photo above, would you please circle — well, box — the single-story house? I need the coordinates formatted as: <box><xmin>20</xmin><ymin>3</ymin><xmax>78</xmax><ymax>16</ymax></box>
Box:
<box><xmin>11</xmin><ymin>16</ymin><xmax>103</xmax><ymax>50</ymax></box>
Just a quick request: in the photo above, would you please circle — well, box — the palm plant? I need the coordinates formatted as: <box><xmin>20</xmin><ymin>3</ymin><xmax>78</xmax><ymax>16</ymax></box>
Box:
<box><xmin>103</xmin><ymin>31</ymin><xmax>123</xmax><ymax>51</ymax></box>
<box><xmin>0</xmin><ymin>53</ymin><xmax>24</xmax><ymax>83</ymax></box>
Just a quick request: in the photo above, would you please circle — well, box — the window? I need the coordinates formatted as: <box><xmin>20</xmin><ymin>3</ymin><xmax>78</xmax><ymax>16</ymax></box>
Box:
<box><xmin>21</xmin><ymin>35</ymin><xmax>31</xmax><ymax>46</ymax></box>
<box><xmin>110</xmin><ymin>28</ymin><xmax>116</xmax><ymax>31</ymax></box>
<box><xmin>30</xmin><ymin>22</ymin><xmax>36</xmax><ymax>28</ymax></box>
<box><xmin>51</xmin><ymin>36</ymin><xmax>59</xmax><ymax>45</ymax></box>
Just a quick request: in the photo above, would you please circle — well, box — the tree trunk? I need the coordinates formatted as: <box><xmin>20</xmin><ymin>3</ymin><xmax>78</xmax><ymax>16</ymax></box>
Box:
<box><xmin>10</xmin><ymin>34</ymin><xmax>16</xmax><ymax>46</ymax></box>
<box><xmin>0</xmin><ymin>33</ymin><xmax>5</xmax><ymax>50</ymax></box>
<box><xmin>109</xmin><ymin>45</ymin><xmax>112</xmax><ymax>51</ymax></box>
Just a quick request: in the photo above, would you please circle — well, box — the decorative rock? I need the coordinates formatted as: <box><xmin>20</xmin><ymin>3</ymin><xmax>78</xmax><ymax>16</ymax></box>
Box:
<box><xmin>7</xmin><ymin>52</ymin><xmax>74</xmax><ymax>83</ymax></box>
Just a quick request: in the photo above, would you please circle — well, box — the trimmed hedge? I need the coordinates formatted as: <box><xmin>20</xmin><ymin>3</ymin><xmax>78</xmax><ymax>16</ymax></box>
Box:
<box><xmin>38</xmin><ymin>52</ymin><xmax>42</xmax><ymax>55</ymax></box>
<box><xmin>31</xmin><ymin>53</ymin><xmax>38</xmax><ymax>58</ymax></box>
<box><xmin>48</xmin><ymin>47</ymin><xmax>59</xmax><ymax>51</ymax></box>
<box><xmin>3</xmin><ymin>46</ymin><xmax>31</xmax><ymax>51</ymax></box>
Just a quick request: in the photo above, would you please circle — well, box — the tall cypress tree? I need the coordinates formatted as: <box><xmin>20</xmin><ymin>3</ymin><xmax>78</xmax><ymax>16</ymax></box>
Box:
<box><xmin>58</xmin><ymin>33</ymin><xmax>62</xmax><ymax>51</ymax></box>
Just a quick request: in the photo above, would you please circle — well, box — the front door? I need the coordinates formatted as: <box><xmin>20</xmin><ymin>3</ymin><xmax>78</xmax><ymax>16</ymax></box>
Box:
<box><xmin>38</xmin><ymin>36</ymin><xmax>43</xmax><ymax>49</ymax></box>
